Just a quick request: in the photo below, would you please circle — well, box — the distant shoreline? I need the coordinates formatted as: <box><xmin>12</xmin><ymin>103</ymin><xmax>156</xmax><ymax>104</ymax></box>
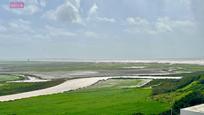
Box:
<box><xmin>1</xmin><ymin>59</ymin><xmax>204</xmax><ymax>65</ymax></box>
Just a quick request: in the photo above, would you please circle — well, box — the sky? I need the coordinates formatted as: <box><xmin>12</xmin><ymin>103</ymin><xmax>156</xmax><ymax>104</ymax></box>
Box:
<box><xmin>0</xmin><ymin>0</ymin><xmax>203</xmax><ymax>60</ymax></box>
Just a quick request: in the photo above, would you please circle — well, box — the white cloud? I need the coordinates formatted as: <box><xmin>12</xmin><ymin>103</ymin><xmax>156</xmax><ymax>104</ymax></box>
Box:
<box><xmin>96</xmin><ymin>17</ymin><xmax>116</xmax><ymax>23</ymax></box>
<box><xmin>18</xmin><ymin>19</ymin><xmax>31</xmax><ymax>25</ymax></box>
<box><xmin>66</xmin><ymin>0</ymin><xmax>80</xmax><ymax>9</ymax></box>
<box><xmin>180</xmin><ymin>0</ymin><xmax>191</xmax><ymax>7</ymax></box>
<box><xmin>126</xmin><ymin>17</ymin><xmax>195</xmax><ymax>34</ymax></box>
<box><xmin>155</xmin><ymin>17</ymin><xmax>173</xmax><ymax>33</ymax></box>
<box><xmin>86</xmin><ymin>3</ymin><xmax>115</xmax><ymax>23</ymax></box>
<box><xmin>44</xmin><ymin>0</ymin><xmax>82</xmax><ymax>24</ymax></box>
<box><xmin>89</xmin><ymin>3</ymin><xmax>98</xmax><ymax>15</ymax></box>
<box><xmin>6</xmin><ymin>19</ymin><xmax>33</xmax><ymax>33</ymax></box>
<box><xmin>27</xmin><ymin>4</ymin><xmax>40</xmax><ymax>14</ymax></box>
<box><xmin>84</xmin><ymin>31</ymin><xmax>98</xmax><ymax>38</ymax></box>
<box><xmin>43</xmin><ymin>10</ymin><xmax>55</xmax><ymax>20</ymax></box>
<box><xmin>0</xmin><ymin>19</ymin><xmax>35</xmax><ymax>42</ymax></box>
<box><xmin>0</xmin><ymin>25</ymin><xmax>7</xmax><ymax>32</ymax></box>
<box><xmin>155</xmin><ymin>17</ymin><xmax>194</xmax><ymax>33</ymax></box>
<box><xmin>127</xmin><ymin>17</ymin><xmax>149</xmax><ymax>26</ymax></box>
<box><xmin>45</xmin><ymin>25</ymin><xmax>76</xmax><ymax>37</ymax></box>
<box><xmin>0</xmin><ymin>19</ymin><xmax>76</xmax><ymax>41</ymax></box>
<box><xmin>45</xmin><ymin>1</ymin><xmax>115</xmax><ymax>25</ymax></box>
<box><xmin>39</xmin><ymin>0</ymin><xmax>48</xmax><ymax>7</ymax></box>
<box><xmin>126</xmin><ymin>17</ymin><xmax>151</xmax><ymax>33</ymax></box>
<box><xmin>191</xmin><ymin>0</ymin><xmax>204</xmax><ymax>34</ymax></box>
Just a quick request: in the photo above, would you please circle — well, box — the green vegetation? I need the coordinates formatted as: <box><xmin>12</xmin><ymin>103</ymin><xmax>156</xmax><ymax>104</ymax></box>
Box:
<box><xmin>145</xmin><ymin>71</ymin><xmax>204</xmax><ymax>95</ymax></box>
<box><xmin>0</xmin><ymin>62</ymin><xmax>204</xmax><ymax>114</ymax></box>
<box><xmin>0</xmin><ymin>74</ymin><xmax>22</xmax><ymax>82</ymax></box>
<box><xmin>171</xmin><ymin>91</ymin><xmax>204</xmax><ymax>114</ymax></box>
<box><xmin>151</xmin><ymin>75</ymin><xmax>204</xmax><ymax>115</ymax></box>
<box><xmin>1</xmin><ymin>61</ymin><xmax>204</xmax><ymax>72</ymax></box>
<box><xmin>0</xmin><ymin>73</ymin><xmax>64</xmax><ymax>96</ymax></box>
<box><xmin>89</xmin><ymin>79</ymin><xmax>142</xmax><ymax>89</ymax></box>
<box><xmin>0</xmin><ymin>61</ymin><xmax>146</xmax><ymax>72</ymax></box>
<box><xmin>0</xmin><ymin>80</ymin><xmax>64</xmax><ymax>96</ymax></box>
<box><xmin>0</xmin><ymin>79</ymin><xmax>170</xmax><ymax>115</ymax></box>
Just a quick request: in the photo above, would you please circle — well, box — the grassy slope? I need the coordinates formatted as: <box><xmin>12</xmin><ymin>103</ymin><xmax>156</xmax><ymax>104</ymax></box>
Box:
<box><xmin>0</xmin><ymin>79</ymin><xmax>170</xmax><ymax>115</ymax></box>
<box><xmin>145</xmin><ymin>71</ymin><xmax>204</xmax><ymax>95</ymax></box>
<box><xmin>153</xmin><ymin>75</ymin><xmax>204</xmax><ymax>114</ymax></box>
<box><xmin>154</xmin><ymin>76</ymin><xmax>204</xmax><ymax>102</ymax></box>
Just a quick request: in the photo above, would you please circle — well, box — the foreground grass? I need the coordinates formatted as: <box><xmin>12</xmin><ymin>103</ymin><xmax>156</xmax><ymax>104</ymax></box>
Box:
<box><xmin>0</xmin><ymin>79</ymin><xmax>170</xmax><ymax>115</ymax></box>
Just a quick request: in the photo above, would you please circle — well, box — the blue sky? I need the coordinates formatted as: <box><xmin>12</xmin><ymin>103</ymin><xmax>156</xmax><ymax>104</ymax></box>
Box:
<box><xmin>0</xmin><ymin>0</ymin><xmax>203</xmax><ymax>59</ymax></box>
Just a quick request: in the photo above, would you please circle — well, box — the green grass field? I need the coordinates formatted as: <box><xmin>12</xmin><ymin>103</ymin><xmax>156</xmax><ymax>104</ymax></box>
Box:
<box><xmin>0</xmin><ymin>79</ymin><xmax>170</xmax><ymax>115</ymax></box>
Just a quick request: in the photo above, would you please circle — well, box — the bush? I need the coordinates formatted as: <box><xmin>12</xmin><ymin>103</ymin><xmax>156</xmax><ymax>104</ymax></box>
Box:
<box><xmin>160</xmin><ymin>91</ymin><xmax>204</xmax><ymax>115</ymax></box>
<box><xmin>199</xmin><ymin>75</ymin><xmax>204</xmax><ymax>84</ymax></box>
<box><xmin>150</xmin><ymin>71</ymin><xmax>204</xmax><ymax>95</ymax></box>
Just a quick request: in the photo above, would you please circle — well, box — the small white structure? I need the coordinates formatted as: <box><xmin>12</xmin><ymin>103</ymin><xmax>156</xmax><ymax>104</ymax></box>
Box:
<box><xmin>180</xmin><ymin>104</ymin><xmax>204</xmax><ymax>115</ymax></box>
